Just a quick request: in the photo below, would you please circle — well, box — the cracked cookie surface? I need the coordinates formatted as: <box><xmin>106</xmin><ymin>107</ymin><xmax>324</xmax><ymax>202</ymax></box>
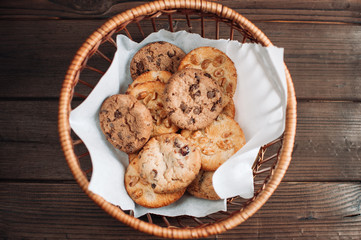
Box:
<box><xmin>181</xmin><ymin>114</ymin><xmax>246</xmax><ymax>171</ymax></box>
<box><xmin>164</xmin><ymin>68</ymin><xmax>226</xmax><ymax>130</ymax></box>
<box><xmin>130</xmin><ymin>41</ymin><xmax>185</xmax><ymax>80</ymax></box>
<box><xmin>137</xmin><ymin>133</ymin><xmax>201</xmax><ymax>194</ymax></box>
<box><xmin>126</xmin><ymin>81</ymin><xmax>178</xmax><ymax>137</ymax></box>
<box><xmin>187</xmin><ymin>170</ymin><xmax>220</xmax><ymax>200</ymax></box>
<box><xmin>125</xmin><ymin>158</ymin><xmax>186</xmax><ymax>208</ymax></box>
<box><xmin>99</xmin><ymin>94</ymin><xmax>152</xmax><ymax>153</ymax></box>
<box><xmin>178</xmin><ymin>46</ymin><xmax>237</xmax><ymax>98</ymax></box>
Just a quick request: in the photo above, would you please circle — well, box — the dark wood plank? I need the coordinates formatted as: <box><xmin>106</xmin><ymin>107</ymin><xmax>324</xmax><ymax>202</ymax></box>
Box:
<box><xmin>1</xmin><ymin>182</ymin><xmax>360</xmax><ymax>239</ymax></box>
<box><xmin>1</xmin><ymin>101</ymin><xmax>360</xmax><ymax>181</ymax></box>
<box><xmin>0</xmin><ymin>100</ymin><xmax>59</xmax><ymax>143</ymax></box>
<box><xmin>0</xmin><ymin>0</ymin><xmax>360</xmax><ymax>24</ymax></box>
<box><xmin>0</xmin><ymin>142</ymin><xmax>91</xmax><ymax>181</ymax></box>
<box><xmin>0</xmin><ymin>20</ymin><xmax>360</xmax><ymax>100</ymax></box>
<box><xmin>284</xmin><ymin>101</ymin><xmax>361</xmax><ymax>182</ymax></box>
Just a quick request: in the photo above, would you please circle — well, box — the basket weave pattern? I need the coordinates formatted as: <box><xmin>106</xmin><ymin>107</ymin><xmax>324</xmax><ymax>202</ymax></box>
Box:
<box><xmin>58</xmin><ymin>0</ymin><xmax>297</xmax><ymax>238</ymax></box>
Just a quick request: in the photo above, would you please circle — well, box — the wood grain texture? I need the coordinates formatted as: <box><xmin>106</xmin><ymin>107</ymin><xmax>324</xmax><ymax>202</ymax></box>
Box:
<box><xmin>0</xmin><ymin>0</ymin><xmax>360</xmax><ymax>24</ymax></box>
<box><xmin>1</xmin><ymin>182</ymin><xmax>360</xmax><ymax>239</ymax></box>
<box><xmin>1</xmin><ymin>101</ymin><xmax>360</xmax><ymax>181</ymax></box>
<box><xmin>0</xmin><ymin>20</ymin><xmax>360</xmax><ymax>99</ymax></box>
<box><xmin>1</xmin><ymin>0</ymin><xmax>360</xmax><ymax>238</ymax></box>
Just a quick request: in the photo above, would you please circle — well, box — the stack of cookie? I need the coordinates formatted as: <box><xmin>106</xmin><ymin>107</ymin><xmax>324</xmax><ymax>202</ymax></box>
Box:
<box><xmin>99</xmin><ymin>41</ymin><xmax>246</xmax><ymax>208</ymax></box>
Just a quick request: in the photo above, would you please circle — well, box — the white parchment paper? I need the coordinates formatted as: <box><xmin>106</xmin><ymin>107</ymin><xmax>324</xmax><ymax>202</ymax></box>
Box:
<box><xmin>69</xmin><ymin>30</ymin><xmax>287</xmax><ymax>218</ymax></box>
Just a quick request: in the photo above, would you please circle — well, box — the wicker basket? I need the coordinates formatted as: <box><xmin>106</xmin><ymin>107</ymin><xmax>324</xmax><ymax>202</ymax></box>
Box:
<box><xmin>58</xmin><ymin>0</ymin><xmax>297</xmax><ymax>238</ymax></box>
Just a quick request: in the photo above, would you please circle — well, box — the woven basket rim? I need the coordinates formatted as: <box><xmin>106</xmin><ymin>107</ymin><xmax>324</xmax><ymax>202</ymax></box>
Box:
<box><xmin>58</xmin><ymin>0</ymin><xmax>297</xmax><ymax>238</ymax></box>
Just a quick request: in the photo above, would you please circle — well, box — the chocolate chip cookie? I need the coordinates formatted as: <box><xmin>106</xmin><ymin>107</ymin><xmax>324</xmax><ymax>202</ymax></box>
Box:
<box><xmin>164</xmin><ymin>68</ymin><xmax>225</xmax><ymax>130</ymax></box>
<box><xmin>99</xmin><ymin>94</ymin><xmax>152</xmax><ymax>153</ymax></box>
<box><xmin>125</xmin><ymin>158</ymin><xmax>186</xmax><ymax>208</ymax></box>
<box><xmin>181</xmin><ymin>114</ymin><xmax>246</xmax><ymax>171</ymax></box>
<box><xmin>126</xmin><ymin>81</ymin><xmax>178</xmax><ymax>137</ymax></box>
<box><xmin>137</xmin><ymin>133</ymin><xmax>201</xmax><ymax>194</ymax></box>
<box><xmin>187</xmin><ymin>170</ymin><xmax>220</xmax><ymax>200</ymax></box>
<box><xmin>178</xmin><ymin>46</ymin><xmax>237</xmax><ymax>98</ymax></box>
<box><xmin>130</xmin><ymin>41</ymin><xmax>186</xmax><ymax>80</ymax></box>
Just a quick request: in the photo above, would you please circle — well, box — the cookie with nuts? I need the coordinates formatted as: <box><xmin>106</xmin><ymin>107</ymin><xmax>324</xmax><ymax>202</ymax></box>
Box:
<box><xmin>99</xmin><ymin>94</ymin><xmax>152</xmax><ymax>153</ymax></box>
<box><xmin>178</xmin><ymin>46</ymin><xmax>237</xmax><ymax>98</ymax></box>
<box><xmin>222</xmin><ymin>98</ymin><xmax>235</xmax><ymax>119</ymax></box>
<box><xmin>137</xmin><ymin>133</ymin><xmax>201</xmax><ymax>194</ymax></box>
<box><xmin>126</xmin><ymin>81</ymin><xmax>178</xmax><ymax>137</ymax></box>
<box><xmin>187</xmin><ymin>170</ymin><xmax>220</xmax><ymax>200</ymax></box>
<box><xmin>125</xmin><ymin>158</ymin><xmax>186</xmax><ymax>208</ymax></box>
<box><xmin>181</xmin><ymin>114</ymin><xmax>246</xmax><ymax>171</ymax></box>
<box><xmin>130</xmin><ymin>41</ymin><xmax>186</xmax><ymax>80</ymax></box>
<box><xmin>164</xmin><ymin>68</ymin><xmax>226</xmax><ymax>131</ymax></box>
<box><xmin>127</xmin><ymin>70</ymin><xmax>172</xmax><ymax>92</ymax></box>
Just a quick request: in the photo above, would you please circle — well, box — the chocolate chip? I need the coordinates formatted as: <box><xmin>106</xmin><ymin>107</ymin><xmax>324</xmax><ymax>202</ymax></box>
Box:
<box><xmin>109</xmin><ymin>123</ymin><xmax>114</xmax><ymax>129</ymax></box>
<box><xmin>168</xmin><ymin>109</ymin><xmax>175</xmax><ymax>115</ymax></box>
<box><xmin>174</xmin><ymin>138</ymin><xmax>182</xmax><ymax>148</ymax></box>
<box><xmin>184</xmin><ymin>107</ymin><xmax>192</xmax><ymax>114</ymax></box>
<box><xmin>211</xmin><ymin>103</ymin><xmax>217</xmax><ymax>112</ymax></box>
<box><xmin>189</xmin><ymin>117</ymin><xmax>196</xmax><ymax>124</ymax></box>
<box><xmin>167</xmin><ymin>50</ymin><xmax>176</xmax><ymax>58</ymax></box>
<box><xmin>117</xmin><ymin>132</ymin><xmax>122</xmax><ymax>139</ymax></box>
<box><xmin>189</xmin><ymin>84</ymin><xmax>199</xmax><ymax>92</ymax></box>
<box><xmin>156</xmin><ymin>58</ymin><xmax>161</xmax><ymax>66</ymax></box>
<box><xmin>217</xmin><ymin>97</ymin><xmax>222</xmax><ymax>104</ymax></box>
<box><xmin>146</xmin><ymin>55</ymin><xmax>154</xmax><ymax>62</ymax></box>
<box><xmin>180</xmin><ymin>145</ymin><xmax>190</xmax><ymax>156</ymax></box>
<box><xmin>106</xmin><ymin>132</ymin><xmax>111</xmax><ymax>139</ymax></box>
<box><xmin>151</xmin><ymin>169</ymin><xmax>158</xmax><ymax>178</ymax></box>
<box><xmin>193</xmin><ymin>106</ymin><xmax>202</xmax><ymax>114</ymax></box>
<box><xmin>194</xmin><ymin>90</ymin><xmax>201</xmax><ymax>97</ymax></box>
<box><xmin>126</xmin><ymin>143</ymin><xmax>133</xmax><ymax>152</ymax></box>
<box><xmin>151</xmin><ymin>183</ymin><xmax>156</xmax><ymax>189</ymax></box>
<box><xmin>204</xmin><ymin>73</ymin><xmax>212</xmax><ymax>78</ymax></box>
<box><xmin>114</xmin><ymin>109</ymin><xmax>122</xmax><ymax>118</ymax></box>
<box><xmin>207</xmin><ymin>90</ymin><xmax>216</xmax><ymax>99</ymax></box>
<box><xmin>194</xmin><ymin>73</ymin><xmax>200</xmax><ymax>81</ymax></box>
<box><xmin>180</xmin><ymin>102</ymin><xmax>188</xmax><ymax>113</ymax></box>
<box><xmin>136</xmin><ymin>61</ymin><xmax>144</xmax><ymax>73</ymax></box>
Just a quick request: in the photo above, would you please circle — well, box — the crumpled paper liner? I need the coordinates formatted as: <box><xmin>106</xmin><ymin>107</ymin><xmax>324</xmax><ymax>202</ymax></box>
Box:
<box><xmin>70</xmin><ymin>30</ymin><xmax>287</xmax><ymax>218</ymax></box>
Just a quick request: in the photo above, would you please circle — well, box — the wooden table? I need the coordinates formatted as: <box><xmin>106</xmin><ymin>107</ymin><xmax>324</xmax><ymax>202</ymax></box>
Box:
<box><xmin>1</xmin><ymin>0</ymin><xmax>360</xmax><ymax>239</ymax></box>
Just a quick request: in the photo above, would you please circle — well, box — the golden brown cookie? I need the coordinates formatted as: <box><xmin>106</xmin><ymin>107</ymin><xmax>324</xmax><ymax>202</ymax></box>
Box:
<box><xmin>125</xmin><ymin>158</ymin><xmax>186</xmax><ymax>208</ymax></box>
<box><xmin>164</xmin><ymin>68</ymin><xmax>226</xmax><ymax>131</ymax></box>
<box><xmin>181</xmin><ymin>114</ymin><xmax>246</xmax><ymax>171</ymax></box>
<box><xmin>178</xmin><ymin>46</ymin><xmax>237</xmax><ymax>98</ymax></box>
<box><xmin>137</xmin><ymin>133</ymin><xmax>201</xmax><ymax>194</ymax></box>
<box><xmin>99</xmin><ymin>94</ymin><xmax>152</xmax><ymax>153</ymax></box>
<box><xmin>222</xmin><ymin>98</ymin><xmax>235</xmax><ymax>118</ymax></box>
<box><xmin>130</xmin><ymin>41</ymin><xmax>185</xmax><ymax>80</ymax></box>
<box><xmin>127</xmin><ymin>70</ymin><xmax>172</xmax><ymax>92</ymax></box>
<box><xmin>187</xmin><ymin>170</ymin><xmax>220</xmax><ymax>200</ymax></box>
<box><xmin>126</xmin><ymin>81</ymin><xmax>178</xmax><ymax>137</ymax></box>
<box><xmin>127</xmin><ymin>151</ymin><xmax>139</xmax><ymax>163</ymax></box>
